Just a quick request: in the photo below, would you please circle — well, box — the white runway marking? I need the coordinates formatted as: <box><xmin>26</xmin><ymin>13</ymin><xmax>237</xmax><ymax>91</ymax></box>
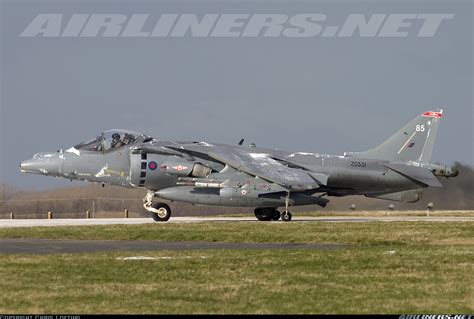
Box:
<box><xmin>115</xmin><ymin>256</ymin><xmax>208</xmax><ymax>260</ymax></box>
<box><xmin>0</xmin><ymin>216</ymin><xmax>473</xmax><ymax>228</ymax></box>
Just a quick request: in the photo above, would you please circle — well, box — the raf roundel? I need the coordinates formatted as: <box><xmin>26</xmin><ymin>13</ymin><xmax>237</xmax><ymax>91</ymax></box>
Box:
<box><xmin>148</xmin><ymin>161</ymin><xmax>158</xmax><ymax>171</ymax></box>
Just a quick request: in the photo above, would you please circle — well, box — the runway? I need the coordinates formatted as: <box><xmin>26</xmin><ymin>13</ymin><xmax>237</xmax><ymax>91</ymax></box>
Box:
<box><xmin>0</xmin><ymin>238</ymin><xmax>346</xmax><ymax>254</ymax></box>
<box><xmin>0</xmin><ymin>216</ymin><xmax>473</xmax><ymax>228</ymax></box>
<box><xmin>1</xmin><ymin>216</ymin><xmax>471</xmax><ymax>254</ymax></box>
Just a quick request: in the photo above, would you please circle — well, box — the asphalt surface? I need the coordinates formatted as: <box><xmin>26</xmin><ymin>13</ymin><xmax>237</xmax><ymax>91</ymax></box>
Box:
<box><xmin>0</xmin><ymin>238</ymin><xmax>346</xmax><ymax>254</ymax></box>
<box><xmin>0</xmin><ymin>216</ymin><xmax>473</xmax><ymax>228</ymax></box>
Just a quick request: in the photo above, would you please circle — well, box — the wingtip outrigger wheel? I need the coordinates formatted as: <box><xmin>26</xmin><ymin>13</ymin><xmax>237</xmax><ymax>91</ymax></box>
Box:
<box><xmin>143</xmin><ymin>190</ymin><xmax>171</xmax><ymax>222</ymax></box>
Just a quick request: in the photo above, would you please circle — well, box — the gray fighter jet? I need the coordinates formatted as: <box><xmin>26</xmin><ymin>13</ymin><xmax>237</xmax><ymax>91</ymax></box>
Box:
<box><xmin>20</xmin><ymin>110</ymin><xmax>458</xmax><ymax>222</ymax></box>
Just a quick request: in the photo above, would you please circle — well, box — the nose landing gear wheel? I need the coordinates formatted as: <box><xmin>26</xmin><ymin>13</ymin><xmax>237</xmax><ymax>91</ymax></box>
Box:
<box><xmin>150</xmin><ymin>203</ymin><xmax>171</xmax><ymax>222</ymax></box>
<box><xmin>282</xmin><ymin>211</ymin><xmax>292</xmax><ymax>222</ymax></box>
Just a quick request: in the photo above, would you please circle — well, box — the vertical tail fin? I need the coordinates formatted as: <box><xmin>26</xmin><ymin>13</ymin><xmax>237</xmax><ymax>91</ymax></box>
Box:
<box><xmin>351</xmin><ymin>110</ymin><xmax>443</xmax><ymax>163</ymax></box>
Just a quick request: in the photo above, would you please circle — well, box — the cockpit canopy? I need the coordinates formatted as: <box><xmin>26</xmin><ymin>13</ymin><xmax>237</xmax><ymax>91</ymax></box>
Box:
<box><xmin>74</xmin><ymin>129</ymin><xmax>150</xmax><ymax>152</ymax></box>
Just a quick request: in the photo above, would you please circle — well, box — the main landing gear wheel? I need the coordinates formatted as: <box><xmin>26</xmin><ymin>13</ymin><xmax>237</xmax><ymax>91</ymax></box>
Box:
<box><xmin>150</xmin><ymin>203</ymin><xmax>171</xmax><ymax>222</ymax></box>
<box><xmin>254</xmin><ymin>207</ymin><xmax>276</xmax><ymax>221</ymax></box>
<box><xmin>282</xmin><ymin>211</ymin><xmax>292</xmax><ymax>222</ymax></box>
<box><xmin>271</xmin><ymin>210</ymin><xmax>281</xmax><ymax>221</ymax></box>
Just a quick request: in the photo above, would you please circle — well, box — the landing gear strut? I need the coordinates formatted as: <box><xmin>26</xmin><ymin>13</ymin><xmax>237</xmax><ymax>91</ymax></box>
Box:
<box><xmin>282</xmin><ymin>191</ymin><xmax>292</xmax><ymax>222</ymax></box>
<box><xmin>143</xmin><ymin>190</ymin><xmax>171</xmax><ymax>222</ymax></box>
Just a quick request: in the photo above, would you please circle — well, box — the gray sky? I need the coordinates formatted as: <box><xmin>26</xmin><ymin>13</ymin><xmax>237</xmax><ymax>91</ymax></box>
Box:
<box><xmin>1</xmin><ymin>0</ymin><xmax>473</xmax><ymax>190</ymax></box>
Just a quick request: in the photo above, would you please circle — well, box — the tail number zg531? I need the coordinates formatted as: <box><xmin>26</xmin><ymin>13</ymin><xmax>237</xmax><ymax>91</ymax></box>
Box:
<box><xmin>351</xmin><ymin>161</ymin><xmax>367</xmax><ymax>168</ymax></box>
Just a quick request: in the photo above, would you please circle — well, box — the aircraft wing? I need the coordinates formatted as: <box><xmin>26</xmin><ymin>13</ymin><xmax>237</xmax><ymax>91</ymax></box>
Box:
<box><xmin>166</xmin><ymin>144</ymin><xmax>328</xmax><ymax>191</ymax></box>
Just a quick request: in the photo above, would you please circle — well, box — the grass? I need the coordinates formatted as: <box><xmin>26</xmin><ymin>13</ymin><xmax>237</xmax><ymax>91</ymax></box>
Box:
<box><xmin>0</xmin><ymin>221</ymin><xmax>473</xmax><ymax>314</ymax></box>
<box><xmin>0</xmin><ymin>221</ymin><xmax>473</xmax><ymax>246</ymax></box>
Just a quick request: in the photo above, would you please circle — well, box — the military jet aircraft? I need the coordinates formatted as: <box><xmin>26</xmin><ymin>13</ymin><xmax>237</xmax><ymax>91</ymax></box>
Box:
<box><xmin>20</xmin><ymin>110</ymin><xmax>458</xmax><ymax>222</ymax></box>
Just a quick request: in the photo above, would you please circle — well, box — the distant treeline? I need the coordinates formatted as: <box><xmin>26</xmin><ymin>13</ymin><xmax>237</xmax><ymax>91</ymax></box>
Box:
<box><xmin>1</xmin><ymin>162</ymin><xmax>472</xmax><ymax>218</ymax></box>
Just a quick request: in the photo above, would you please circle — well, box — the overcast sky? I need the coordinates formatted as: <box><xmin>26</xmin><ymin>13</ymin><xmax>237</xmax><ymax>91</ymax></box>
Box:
<box><xmin>1</xmin><ymin>0</ymin><xmax>472</xmax><ymax>190</ymax></box>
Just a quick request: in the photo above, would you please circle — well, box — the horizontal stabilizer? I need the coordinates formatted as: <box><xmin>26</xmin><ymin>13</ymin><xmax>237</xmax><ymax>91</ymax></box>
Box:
<box><xmin>384</xmin><ymin>163</ymin><xmax>442</xmax><ymax>187</ymax></box>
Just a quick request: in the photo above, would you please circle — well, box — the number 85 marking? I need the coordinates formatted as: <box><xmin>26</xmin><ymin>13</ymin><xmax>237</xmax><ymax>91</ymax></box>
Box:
<box><xmin>416</xmin><ymin>125</ymin><xmax>425</xmax><ymax>132</ymax></box>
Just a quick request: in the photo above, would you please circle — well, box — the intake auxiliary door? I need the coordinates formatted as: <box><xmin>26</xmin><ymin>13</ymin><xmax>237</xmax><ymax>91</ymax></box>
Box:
<box><xmin>129</xmin><ymin>152</ymin><xmax>151</xmax><ymax>187</ymax></box>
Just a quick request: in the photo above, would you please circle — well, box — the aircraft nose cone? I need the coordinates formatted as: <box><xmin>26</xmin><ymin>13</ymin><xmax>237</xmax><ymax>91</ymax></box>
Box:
<box><xmin>20</xmin><ymin>159</ymin><xmax>40</xmax><ymax>173</ymax></box>
<box><xmin>20</xmin><ymin>153</ymin><xmax>63</xmax><ymax>176</ymax></box>
<box><xmin>20</xmin><ymin>158</ymin><xmax>49</xmax><ymax>175</ymax></box>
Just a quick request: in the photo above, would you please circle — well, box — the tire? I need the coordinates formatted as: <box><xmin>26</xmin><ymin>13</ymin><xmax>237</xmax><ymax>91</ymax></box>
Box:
<box><xmin>271</xmin><ymin>210</ymin><xmax>281</xmax><ymax>221</ymax></box>
<box><xmin>151</xmin><ymin>203</ymin><xmax>171</xmax><ymax>222</ymax></box>
<box><xmin>254</xmin><ymin>208</ymin><xmax>273</xmax><ymax>221</ymax></box>
<box><xmin>281</xmin><ymin>211</ymin><xmax>292</xmax><ymax>222</ymax></box>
